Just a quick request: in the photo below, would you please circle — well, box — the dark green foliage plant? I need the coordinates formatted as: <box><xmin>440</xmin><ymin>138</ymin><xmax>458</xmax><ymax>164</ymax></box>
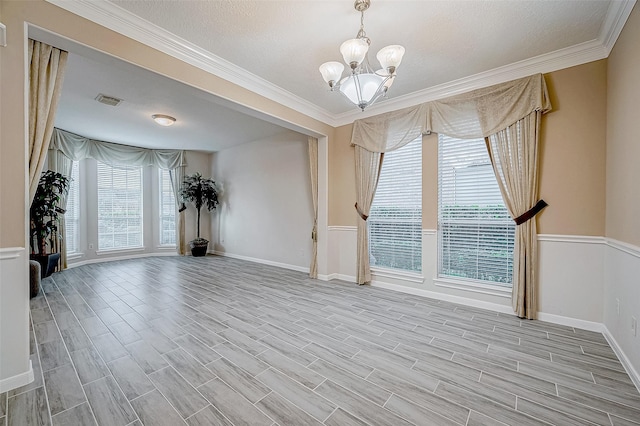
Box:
<box><xmin>180</xmin><ymin>172</ymin><xmax>219</xmax><ymax>241</ymax></box>
<box><xmin>30</xmin><ymin>170</ymin><xmax>70</xmax><ymax>255</ymax></box>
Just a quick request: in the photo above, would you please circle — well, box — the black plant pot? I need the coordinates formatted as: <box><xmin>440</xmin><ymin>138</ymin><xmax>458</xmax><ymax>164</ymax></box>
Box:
<box><xmin>30</xmin><ymin>253</ymin><xmax>61</xmax><ymax>279</ymax></box>
<box><xmin>190</xmin><ymin>239</ymin><xmax>209</xmax><ymax>257</ymax></box>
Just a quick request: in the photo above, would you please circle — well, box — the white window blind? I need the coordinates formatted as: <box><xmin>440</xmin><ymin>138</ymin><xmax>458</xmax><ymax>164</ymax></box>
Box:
<box><xmin>65</xmin><ymin>161</ymin><xmax>80</xmax><ymax>255</ymax></box>
<box><xmin>97</xmin><ymin>163</ymin><xmax>143</xmax><ymax>250</ymax></box>
<box><xmin>159</xmin><ymin>169</ymin><xmax>176</xmax><ymax>246</ymax></box>
<box><xmin>369</xmin><ymin>137</ymin><xmax>422</xmax><ymax>273</ymax></box>
<box><xmin>438</xmin><ymin>134</ymin><xmax>514</xmax><ymax>286</ymax></box>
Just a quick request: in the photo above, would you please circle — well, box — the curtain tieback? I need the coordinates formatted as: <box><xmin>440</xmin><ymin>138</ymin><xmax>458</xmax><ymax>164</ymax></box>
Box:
<box><xmin>354</xmin><ymin>202</ymin><xmax>368</xmax><ymax>221</ymax></box>
<box><xmin>514</xmin><ymin>199</ymin><xmax>548</xmax><ymax>225</ymax></box>
<box><xmin>178</xmin><ymin>203</ymin><xmax>187</xmax><ymax>213</ymax></box>
<box><xmin>311</xmin><ymin>224</ymin><xmax>318</xmax><ymax>242</ymax></box>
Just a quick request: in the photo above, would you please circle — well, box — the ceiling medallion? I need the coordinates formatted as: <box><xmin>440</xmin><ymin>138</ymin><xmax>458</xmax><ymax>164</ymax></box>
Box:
<box><xmin>319</xmin><ymin>0</ymin><xmax>405</xmax><ymax>111</ymax></box>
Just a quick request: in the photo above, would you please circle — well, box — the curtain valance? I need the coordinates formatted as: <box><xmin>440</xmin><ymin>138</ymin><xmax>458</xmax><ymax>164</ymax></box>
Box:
<box><xmin>50</xmin><ymin>128</ymin><xmax>186</xmax><ymax>170</ymax></box>
<box><xmin>351</xmin><ymin>73</ymin><xmax>551</xmax><ymax>152</ymax></box>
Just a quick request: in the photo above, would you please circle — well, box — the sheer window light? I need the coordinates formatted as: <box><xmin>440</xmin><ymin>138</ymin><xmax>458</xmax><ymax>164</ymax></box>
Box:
<box><xmin>65</xmin><ymin>160</ymin><xmax>80</xmax><ymax>255</ymax></box>
<box><xmin>97</xmin><ymin>163</ymin><xmax>143</xmax><ymax>250</ymax></box>
<box><xmin>159</xmin><ymin>168</ymin><xmax>176</xmax><ymax>246</ymax></box>
<box><xmin>438</xmin><ymin>134</ymin><xmax>514</xmax><ymax>286</ymax></box>
<box><xmin>369</xmin><ymin>136</ymin><xmax>422</xmax><ymax>272</ymax></box>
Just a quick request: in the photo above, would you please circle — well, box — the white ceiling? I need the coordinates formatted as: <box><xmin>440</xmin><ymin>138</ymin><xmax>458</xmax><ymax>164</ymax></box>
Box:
<box><xmin>106</xmin><ymin>0</ymin><xmax>614</xmax><ymax>116</ymax></box>
<box><xmin>54</xmin><ymin>50</ymin><xmax>291</xmax><ymax>152</ymax></box>
<box><xmin>38</xmin><ymin>0</ymin><xmax>635</xmax><ymax>150</ymax></box>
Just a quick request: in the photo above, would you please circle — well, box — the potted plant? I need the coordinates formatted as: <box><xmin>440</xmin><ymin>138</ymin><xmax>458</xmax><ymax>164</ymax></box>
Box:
<box><xmin>30</xmin><ymin>170</ymin><xmax>70</xmax><ymax>278</ymax></box>
<box><xmin>180</xmin><ymin>172</ymin><xmax>219</xmax><ymax>257</ymax></box>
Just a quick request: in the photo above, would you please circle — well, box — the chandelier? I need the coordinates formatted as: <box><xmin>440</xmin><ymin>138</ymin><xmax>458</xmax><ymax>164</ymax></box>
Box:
<box><xmin>319</xmin><ymin>0</ymin><xmax>405</xmax><ymax>111</ymax></box>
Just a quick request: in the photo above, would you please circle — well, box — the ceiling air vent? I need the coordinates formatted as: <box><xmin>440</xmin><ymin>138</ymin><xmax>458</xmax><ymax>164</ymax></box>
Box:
<box><xmin>95</xmin><ymin>94</ymin><xmax>122</xmax><ymax>107</ymax></box>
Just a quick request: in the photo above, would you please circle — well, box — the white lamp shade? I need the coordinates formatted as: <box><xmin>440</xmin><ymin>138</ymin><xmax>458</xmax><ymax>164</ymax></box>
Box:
<box><xmin>339</xmin><ymin>73</ymin><xmax>385</xmax><ymax>106</ymax></box>
<box><xmin>319</xmin><ymin>61</ymin><xmax>345</xmax><ymax>84</ymax></box>
<box><xmin>376</xmin><ymin>45</ymin><xmax>405</xmax><ymax>71</ymax></box>
<box><xmin>340</xmin><ymin>39</ymin><xmax>369</xmax><ymax>67</ymax></box>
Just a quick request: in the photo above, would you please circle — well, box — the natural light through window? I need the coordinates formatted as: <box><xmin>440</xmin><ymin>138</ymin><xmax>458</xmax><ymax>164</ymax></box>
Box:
<box><xmin>159</xmin><ymin>169</ymin><xmax>176</xmax><ymax>246</ymax></box>
<box><xmin>438</xmin><ymin>134</ymin><xmax>514</xmax><ymax>286</ymax></box>
<box><xmin>369</xmin><ymin>137</ymin><xmax>422</xmax><ymax>273</ymax></box>
<box><xmin>65</xmin><ymin>161</ymin><xmax>80</xmax><ymax>255</ymax></box>
<box><xmin>97</xmin><ymin>163</ymin><xmax>143</xmax><ymax>250</ymax></box>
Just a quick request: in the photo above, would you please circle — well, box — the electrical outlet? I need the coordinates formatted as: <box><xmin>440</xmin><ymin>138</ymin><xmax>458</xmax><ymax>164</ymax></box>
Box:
<box><xmin>89</xmin><ymin>243</ymin><xmax>94</xmax><ymax>249</ymax></box>
<box><xmin>616</xmin><ymin>299</ymin><xmax>620</xmax><ymax>316</ymax></box>
<box><xmin>632</xmin><ymin>316</ymin><xmax>637</xmax><ymax>337</ymax></box>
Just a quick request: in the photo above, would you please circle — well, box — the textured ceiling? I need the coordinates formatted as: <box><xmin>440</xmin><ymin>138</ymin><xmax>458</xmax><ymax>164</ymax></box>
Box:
<box><xmin>109</xmin><ymin>0</ymin><xmax>612</xmax><ymax>115</ymax></box>
<box><xmin>54</xmin><ymin>51</ymin><xmax>290</xmax><ymax>152</ymax></box>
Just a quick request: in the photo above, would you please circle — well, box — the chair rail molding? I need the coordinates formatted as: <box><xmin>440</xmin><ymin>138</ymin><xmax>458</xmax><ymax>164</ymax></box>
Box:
<box><xmin>0</xmin><ymin>247</ymin><xmax>24</xmax><ymax>260</ymax></box>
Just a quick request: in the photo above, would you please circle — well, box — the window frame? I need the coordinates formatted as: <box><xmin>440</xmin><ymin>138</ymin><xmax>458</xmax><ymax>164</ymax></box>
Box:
<box><xmin>65</xmin><ymin>160</ymin><xmax>81</xmax><ymax>257</ymax></box>
<box><xmin>436</xmin><ymin>133</ymin><xmax>514</xmax><ymax>294</ymax></box>
<box><xmin>368</xmin><ymin>136</ymin><xmax>423</xmax><ymax>276</ymax></box>
<box><xmin>158</xmin><ymin>168</ymin><xmax>177</xmax><ymax>248</ymax></box>
<box><xmin>96</xmin><ymin>162</ymin><xmax>144</xmax><ymax>253</ymax></box>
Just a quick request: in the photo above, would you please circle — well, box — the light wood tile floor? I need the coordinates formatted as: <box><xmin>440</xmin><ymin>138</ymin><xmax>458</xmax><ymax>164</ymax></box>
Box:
<box><xmin>3</xmin><ymin>255</ymin><xmax>640</xmax><ymax>426</ymax></box>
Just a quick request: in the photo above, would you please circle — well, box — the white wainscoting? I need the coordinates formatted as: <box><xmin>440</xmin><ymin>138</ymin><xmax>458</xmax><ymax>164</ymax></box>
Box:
<box><xmin>602</xmin><ymin>238</ymin><xmax>640</xmax><ymax>392</ymax></box>
<box><xmin>0</xmin><ymin>247</ymin><xmax>34</xmax><ymax>392</ymax></box>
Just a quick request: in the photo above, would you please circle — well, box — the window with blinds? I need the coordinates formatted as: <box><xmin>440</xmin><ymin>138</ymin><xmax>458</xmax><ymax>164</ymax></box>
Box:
<box><xmin>97</xmin><ymin>163</ymin><xmax>143</xmax><ymax>250</ymax></box>
<box><xmin>369</xmin><ymin>137</ymin><xmax>422</xmax><ymax>273</ymax></box>
<box><xmin>438</xmin><ymin>134</ymin><xmax>514</xmax><ymax>286</ymax></box>
<box><xmin>159</xmin><ymin>169</ymin><xmax>176</xmax><ymax>246</ymax></box>
<box><xmin>65</xmin><ymin>161</ymin><xmax>80</xmax><ymax>255</ymax></box>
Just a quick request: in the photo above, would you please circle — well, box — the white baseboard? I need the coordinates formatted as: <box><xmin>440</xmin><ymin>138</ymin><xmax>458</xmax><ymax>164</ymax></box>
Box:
<box><xmin>536</xmin><ymin>312</ymin><xmax>604</xmax><ymax>333</ymax></box>
<box><xmin>370</xmin><ymin>280</ymin><xmax>515</xmax><ymax>315</ymax></box>
<box><xmin>602</xmin><ymin>325</ymin><xmax>640</xmax><ymax>393</ymax></box>
<box><xmin>210</xmin><ymin>250</ymin><xmax>309</xmax><ymax>274</ymax></box>
<box><xmin>68</xmin><ymin>251</ymin><xmax>178</xmax><ymax>268</ymax></box>
<box><xmin>0</xmin><ymin>361</ymin><xmax>33</xmax><ymax>393</ymax></box>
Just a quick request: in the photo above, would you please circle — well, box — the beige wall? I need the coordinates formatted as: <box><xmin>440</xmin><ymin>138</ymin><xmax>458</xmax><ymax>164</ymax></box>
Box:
<box><xmin>328</xmin><ymin>124</ymin><xmax>356</xmax><ymax>226</ymax></box>
<box><xmin>539</xmin><ymin>60</ymin><xmax>607</xmax><ymax>236</ymax></box>
<box><xmin>328</xmin><ymin>62</ymin><xmax>608</xmax><ymax>238</ymax></box>
<box><xmin>606</xmin><ymin>5</ymin><xmax>640</xmax><ymax>247</ymax></box>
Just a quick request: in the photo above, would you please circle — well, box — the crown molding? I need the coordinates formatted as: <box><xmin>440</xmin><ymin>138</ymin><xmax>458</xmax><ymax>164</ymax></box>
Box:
<box><xmin>332</xmin><ymin>39</ymin><xmax>608</xmax><ymax>126</ymax></box>
<box><xmin>45</xmin><ymin>0</ymin><xmax>336</xmax><ymax>126</ymax></box>
<box><xmin>332</xmin><ymin>0</ymin><xmax>636</xmax><ymax>126</ymax></box>
<box><xmin>600</xmin><ymin>0</ymin><xmax>637</xmax><ymax>55</ymax></box>
<box><xmin>46</xmin><ymin>0</ymin><xmax>635</xmax><ymax>129</ymax></box>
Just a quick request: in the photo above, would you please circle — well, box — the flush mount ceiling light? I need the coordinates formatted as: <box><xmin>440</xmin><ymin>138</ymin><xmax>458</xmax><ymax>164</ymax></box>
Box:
<box><xmin>319</xmin><ymin>0</ymin><xmax>405</xmax><ymax>111</ymax></box>
<box><xmin>152</xmin><ymin>114</ymin><xmax>176</xmax><ymax>126</ymax></box>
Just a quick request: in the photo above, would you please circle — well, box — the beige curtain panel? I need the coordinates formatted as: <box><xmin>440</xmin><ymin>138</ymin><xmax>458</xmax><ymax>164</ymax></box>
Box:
<box><xmin>28</xmin><ymin>40</ymin><xmax>69</xmax><ymax>203</ymax></box>
<box><xmin>46</xmin><ymin>149</ymin><xmax>74</xmax><ymax>270</ymax></box>
<box><xmin>354</xmin><ymin>146</ymin><xmax>384</xmax><ymax>285</ymax></box>
<box><xmin>486</xmin><ymin>112</ymin><xmax>543</xmax><ymax>319</ymax></box>
<box><xmin>351</xmin><ymin>74</ymin><xmax>551</xmax><ymax>152</ymax></box>
<box><xmin>308</xmin><ymin>137</ymin><xmax>319</xmax><ymax>279</ymax></box>
<box><xmin>350</xmin><ymin>74</ymin><xmax>551</xmax><ymax>319</ymax></box>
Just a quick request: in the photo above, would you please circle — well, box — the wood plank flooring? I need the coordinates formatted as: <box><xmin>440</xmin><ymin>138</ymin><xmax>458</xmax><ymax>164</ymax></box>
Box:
<box><xmin>3</xmin><ymin>255</ymin><xmax>640</xmax><ymax>426</ymax></box>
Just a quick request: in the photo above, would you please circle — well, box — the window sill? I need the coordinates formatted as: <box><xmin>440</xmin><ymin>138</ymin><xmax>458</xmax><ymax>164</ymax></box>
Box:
<box><xmin>371</xmin><ymin>267</ymin><xmax>424</xmax><ymax>284</ymax></box>
<box><xmin>434</xmin><ymin>276</ymin><xmax>512</xmax><ymax>298</ymax></box>
<box><xmin>156</xmin><ymin>245</ymin><xmax>177</xmax><ymax>250</ymax></box>
<box><xmin>95</xmin><ymin>247</ymin><xmax>145</xmax><ymax>256</ymax></box>
<box><xmin>67</xmin><ymin>253</ymin><xmax>84</xmax><ymax>260</ymax></box>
